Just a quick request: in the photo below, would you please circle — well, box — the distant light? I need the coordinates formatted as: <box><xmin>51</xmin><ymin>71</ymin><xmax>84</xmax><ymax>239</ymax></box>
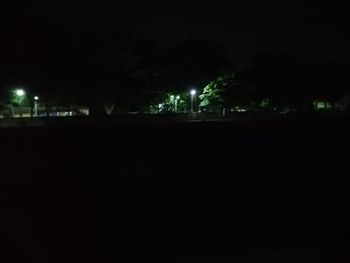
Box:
<box><xmin>176</xmin><ymin>96</ymin><xmax>180</xmax><ymax>100</ymax></box>
<box><xmin>170</xmin><ymin>95</ymin><xmax>175</xmax><ymax>100</ymax></box>
<box><xmin>317</xmin><ymin>102</ymin><xmax>326</xmax><ymax>109</ymax></box>
<box><xmin>34</xmin><ymin>96</ymin><xmax>39</xmax><ymax>101</ymax></box>
<box><xmin>191</xmin><ymin>89</ymin><xmax>197</xmax><ymax>96</ymax></box>
<box><xmin>15</xmin><ymin>89</ymin><xmax>25</xmax><ymax>97</ymax></box>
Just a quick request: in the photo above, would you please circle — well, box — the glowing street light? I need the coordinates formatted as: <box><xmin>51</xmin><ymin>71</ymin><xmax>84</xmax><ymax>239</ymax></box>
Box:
<box><xmin>15</xmin><ymin>89</ymin><xmax>25</xmax><ymax>97</ymax></box>
<box><xmin>34</xmin><ymin>96</ymin><xmax>39</xmax><ymax>117</ymax></box>
<box><xmin>190</xmin><ymin>89</ymin><xmax>197</xmax><ymax>114</ymax></box>
<box><xmin>12</xmin><ymin>89</ymin><xmax>26</xmax><ymax>118</ymax></box>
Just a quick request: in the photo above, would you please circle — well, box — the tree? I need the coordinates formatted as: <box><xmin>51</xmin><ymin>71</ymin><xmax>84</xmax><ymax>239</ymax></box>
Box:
<box><xmin>240</xmin><ymin>52</ymin><xmax>350</xmax><ymax>111</ymax></box>
<box><xmin>199</xmin><ymin>81</ymin><xmax>224</xmax><ymax>111</ymax></box>
<box><xmin>199</xmin><ymin>73</ymin><xmax>237</xmax><ymax>112</ymax></box>
<box><xmin>39</xmin><ymin>31</ymin><xmax>158</xmax><ymax>114</ymax></box>
<box><xmin>149</xmin><ymin>38</ymin><xmax>234</xmax><ymax>95</ymax></box>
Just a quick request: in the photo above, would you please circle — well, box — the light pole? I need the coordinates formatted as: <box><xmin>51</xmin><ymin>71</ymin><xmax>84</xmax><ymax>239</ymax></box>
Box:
<box><xmin>13</xmin><ymin>89</ymin><xmax>26</xmax><ymax>117</ymax></box>
<box><xmin>34</xmin><ymin>96</ymin><xmax>39</xmax><ymax>117</ymax></box>
<box><xmin>190</xmin><ymin>89</ymin><xmax>197</xmax><ymax>114</ymax></box>
<box><xmin>175</xmin><ymin>95</ymin><xmax>180</xmax><ymax>113</ymax></box>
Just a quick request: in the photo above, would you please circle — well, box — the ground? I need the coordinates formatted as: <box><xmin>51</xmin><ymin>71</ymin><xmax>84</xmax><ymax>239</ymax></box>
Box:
<box><xmin>1</xmin><ymin>117</ymin><xmax>350</xmax><ymax>262</ymax></box>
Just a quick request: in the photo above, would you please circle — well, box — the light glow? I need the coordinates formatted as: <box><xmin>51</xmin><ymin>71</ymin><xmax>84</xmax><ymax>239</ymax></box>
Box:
<box><xmin>15</xmin><ymin>89</ymin><xmax>25</xmax><ymax>97</ymax></box>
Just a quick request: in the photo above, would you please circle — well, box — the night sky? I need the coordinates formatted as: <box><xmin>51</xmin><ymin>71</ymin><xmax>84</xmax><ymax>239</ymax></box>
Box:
<box><xmin>2</xmin><ymin>1</ymin><xmax>349</xmax><ymax>68</ymax></box>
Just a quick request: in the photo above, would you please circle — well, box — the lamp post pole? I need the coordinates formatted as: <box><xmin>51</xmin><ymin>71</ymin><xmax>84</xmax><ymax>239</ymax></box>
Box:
<box><xmin>190</xmin><ymin>90</ymin><xmax>196</xmax><ymax>114</ymax></box>
<box><xmin>175</xmin><ymin>96</ymin><xmax>180</xmax><ymax>113</ymax></box>
<box><xmin>34</xmin><ymin>96</ymin><xmax>39</xmax><ymax>117</ymax></box>
<box><xmin>14</xmin><ymin>89</ymin><xmax>26</xmax><ymax>118</ymax></box>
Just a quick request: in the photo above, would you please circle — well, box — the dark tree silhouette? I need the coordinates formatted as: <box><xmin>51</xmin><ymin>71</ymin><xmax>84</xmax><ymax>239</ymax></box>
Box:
<box><xmin>149</xmin><ymin>38</ymin><xmax>234</xmax><ymax>94</ymax></box>
<box><xmin>239</xmin><ymin>52</ymin><xmax>350</xmax><ymax>111</ymax></box>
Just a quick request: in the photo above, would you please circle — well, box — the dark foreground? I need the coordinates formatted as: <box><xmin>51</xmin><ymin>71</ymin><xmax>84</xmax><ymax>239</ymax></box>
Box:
<box><xmin>1</xmin><ymin>118</ymin><xmax>350</xmax><ymax>262</ymax></box>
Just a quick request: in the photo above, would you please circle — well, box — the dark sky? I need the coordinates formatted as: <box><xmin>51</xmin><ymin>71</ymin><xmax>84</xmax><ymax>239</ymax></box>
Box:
<box><xmin>2</xmin><ymin>1</ymin><xmax>350</xmax><ymax>68</ymax></box>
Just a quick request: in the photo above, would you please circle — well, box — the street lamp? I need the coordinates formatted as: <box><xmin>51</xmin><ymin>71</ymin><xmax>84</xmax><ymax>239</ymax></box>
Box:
<box><xmin>34</xmin><ymin>96</ymin><xmax>39</xmax><ymax>117</ymax></box>
<box><xmin>15</xmin><ymin>89</ymin><xmax>25</xmax><ymax>97</ymax></box>
<box><xmin>12</xmin><ymin>89</ymin><xmax>26</xmax><ymax>117</ymax></box>
<box><xmin>190</xmin><ymin>89</ymin><xmax>197</xmax><ymax>114</ymax></box>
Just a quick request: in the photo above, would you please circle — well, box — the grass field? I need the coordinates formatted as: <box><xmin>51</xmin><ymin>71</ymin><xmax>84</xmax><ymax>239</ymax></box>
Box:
<box><xmin>1</xmin><ymin>118</ymin><xmax>350</xmax><ymax>262</ymax></box>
